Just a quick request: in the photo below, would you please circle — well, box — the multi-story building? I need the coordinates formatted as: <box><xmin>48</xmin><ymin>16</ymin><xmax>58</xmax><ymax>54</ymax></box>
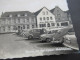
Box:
<box><xmin>51</xmin><ymin>6</ymin><xmax>71</xmax><ymax>27</ymax></box>
<box><xmin>34</xmin><ymin>7</ymin><xmax>57</xmax><ymax>28</ymax></box>
<box><xmin>0</xmin><ymin>11</ymin><xmax>36</xmax><ymax>33</ymax></box>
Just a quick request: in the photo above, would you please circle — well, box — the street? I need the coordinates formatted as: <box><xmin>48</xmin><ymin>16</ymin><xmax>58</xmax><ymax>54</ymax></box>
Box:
<box><xmin>0</xmin><ymin>33</ymin><xmax>74</xmax><ymax>59</ymax></box>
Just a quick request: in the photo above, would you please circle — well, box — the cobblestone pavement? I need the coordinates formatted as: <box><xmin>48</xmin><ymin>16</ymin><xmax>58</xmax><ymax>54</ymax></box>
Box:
<box><xmin>0</xmin><ymin>33</ymin><xmax>74</xmax><ymax>59</ymax></box>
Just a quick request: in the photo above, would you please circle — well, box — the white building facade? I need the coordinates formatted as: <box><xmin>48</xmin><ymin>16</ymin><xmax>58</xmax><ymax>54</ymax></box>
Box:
<box><xmin>35</xmin><ymin>7</ymin><xmax>57</xmax><ymax>28</ymax></box>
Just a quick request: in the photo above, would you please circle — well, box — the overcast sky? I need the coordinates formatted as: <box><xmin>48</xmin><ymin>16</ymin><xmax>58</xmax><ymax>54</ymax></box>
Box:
<box><xmin>0</xmin><ymin>0</ymin><xmax>69</xmax><ymax>15</ymax></box>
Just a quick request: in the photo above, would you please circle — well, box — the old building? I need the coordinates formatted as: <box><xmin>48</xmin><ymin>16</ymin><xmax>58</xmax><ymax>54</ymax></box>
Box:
<box><xmin>51</xmin><ymin>6</ymin><xmax>71</xmax><ymax>27</ymax></box>
<box><xmin>0</xmin><ymin>11</ymin><xmax>36</xmax><ymax>33</ymax></box>
<box><xmin>34</xmin><ymin>7</ymin><xmax>57</xmax><ymax>28</ymax></box>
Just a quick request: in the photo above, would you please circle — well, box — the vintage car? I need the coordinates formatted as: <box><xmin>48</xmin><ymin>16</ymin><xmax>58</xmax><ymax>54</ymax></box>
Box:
<box><xmin>23</xmin><ymin>28</ymin><xmax>47</xmax><ymax>39</ymax></box>
<box><xmin>40</xmin><ymin>27</ymin><xmax>71</xmax><ymax>44</ymax></box>
<box><xmin>40</xmin><ymin>30</ymin><xmax>58</xmax><ymax>42</ymax></box>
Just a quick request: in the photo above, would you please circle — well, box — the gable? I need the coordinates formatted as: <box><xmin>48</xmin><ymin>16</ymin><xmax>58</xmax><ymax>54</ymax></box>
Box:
<box><xmin>37</xmin><ymin>7</ymin><xmax>55</xmax><ymax>17</ymax></box>
<box><xmin>53</xmin><ymin>7</ymin><xmax>64</xmax><ymax>15</ymax></box>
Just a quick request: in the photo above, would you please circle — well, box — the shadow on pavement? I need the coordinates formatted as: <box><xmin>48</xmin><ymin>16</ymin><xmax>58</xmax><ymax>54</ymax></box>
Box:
<box><xmin>37</xmin><ymin>43</ymin><xmax>65</xmax><ymax>48</ymax></box>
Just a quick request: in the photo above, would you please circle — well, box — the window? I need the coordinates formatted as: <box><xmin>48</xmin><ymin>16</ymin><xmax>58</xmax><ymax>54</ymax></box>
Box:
<box><xmin>6</xmin><ymin>15</ymin><xmax>9</xmax><ymax>17</ymax></box>
<box><xmin>57</xmin><ymin>14</ymin><xmax>61</xmax><ymax>17</ymax></box>
<box><xmin>50</xmin><ymin>17</ymin><xmax>53</xmax><ymax>20</ymax></box>
<box><xmin>51</xmin><ymin>23</ymin><xmax>55</xmax><ymax>26</ymax></box>
<box><xmin>32</xmin><ymin>25</ymin><xmax>34</xmax><ymax>28</ymax></box>
<box><xmin>21</xmin><ymin>14</ymin><xmax>25</xmax><ymax>16</ymax></box>
<box><xmin>39</xmin><ymin>24</ymin><xmax>42</xmax><ymax>27</ymax></box>
<box><xmin>8</xmin><ymin>26</ymin><xmax>10</xmax><ymax>30</ymax></box>
<box><xmin>58</xmin><ymin>18</ymin><xmax>60</xmax><ymax>20</ymax></box>
<box><xmin>27</xmin><ymin>18</ymin><xmax>29</xmax><ymax>22</ymax></box>
<box><xmin>14</xmin><ymin>14</ymin><xmax>17</xmax><ymax>17</ymax></box>
<box><xmin>40</xmin><ymin>17</ymin><xmax>42</xmax><ymax>21</ymax></box>
<box><xmin>23</xmin><ymin>25</ymin><xmax>25</xmax><ymax>29</ymax></box>
<box><xmin>47</xmin><ymin>23</ymin><xmax>50</xmax><ymax>27</ymax></box>
<box><xmin>61</xmin><ymin>22</ymin><xmax>68</xmax><ymax>26</ymax></box>
<box><xmin>46</xmin><ymin>11</ymin><xmax>48</xmax><ymax>15</ymax></box>
<box><xmin>43</xmin><ymin>17</ymin><xmax>45</xmax><ymax>20</ymax></box>
<box><xmin>43</xmin><ymin>12</ymin><xmax>45</xmax><ymax>15</ymax></box>
<box><xmin>18</xmin><ymin>18</ymin><xmax>20</xmax><ymax>23</ymax></box>
<box><xmin>14</xmin><ymin>20</ymin><xmax>16</xmax><ymax>24</ymax></box>
<box><xmin>57</xmin><ymin>23</ymin><xmax>59</xmax><ymax>26</ymax></box>
<box><xmin>39</xmin><ymin>24</ymin><xmax>46</xmax><ymax>27</ymax></box>
<box><xmin>43</xmin><ymin>24</ymin><xmax>46</xmax><ymax>27</ymax></box>
<box><xmin>47</xmin><ymin>17</ymin><xmax>49</xmax><ymax>20</ymax></box>
<box><xmin>27</xmin><ymin>25</ymin><xmax>29</xmax><ymax>29</ymax></box>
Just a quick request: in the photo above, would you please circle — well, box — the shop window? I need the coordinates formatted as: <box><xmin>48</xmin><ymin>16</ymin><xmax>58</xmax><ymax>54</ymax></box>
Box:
<box><xmin>61</xmin><ymin>22</ymin><xmax>68</xmax><ymax>26</ymax></box>
<box><xmin>47</xmin><ymin>23</ymin><xmax>50</xmax><ymax>27</ymax></box>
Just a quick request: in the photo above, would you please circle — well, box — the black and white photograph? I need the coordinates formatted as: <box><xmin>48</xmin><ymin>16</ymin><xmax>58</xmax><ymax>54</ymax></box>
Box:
<box><xmin>0</xmin><ymin>0</ymin><xmax>79</xmax><ymax>59</ymax></box>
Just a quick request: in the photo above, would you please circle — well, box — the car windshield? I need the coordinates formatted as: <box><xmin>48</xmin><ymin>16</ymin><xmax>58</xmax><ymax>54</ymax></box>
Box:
<box><xmin>48</xmin><ymin>30</ymin><xmax>58</xmax><ymax>34</ymax></box>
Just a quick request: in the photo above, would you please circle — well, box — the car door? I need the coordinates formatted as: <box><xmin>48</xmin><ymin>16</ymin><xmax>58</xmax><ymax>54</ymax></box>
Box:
<box><xmin>33</xmin><ymin>29</ymin><xmax>41</xmax><ymax>38</ymax></box>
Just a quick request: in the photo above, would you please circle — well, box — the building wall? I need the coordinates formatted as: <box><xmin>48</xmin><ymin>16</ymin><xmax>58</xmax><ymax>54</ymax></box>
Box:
<box><xmin>37</xmin><ymin>7</ymin><xmax>56</xmax><ymax>28</ymax></box>
<box><xmin>52</xmin><ymin>6</ymin><xmax>70</xmax><ymax>27</ymax></box>
<box><xmin>0</xmin><ymin>14</ymin><xmax>36</xmax><ymax>33</ymax></box>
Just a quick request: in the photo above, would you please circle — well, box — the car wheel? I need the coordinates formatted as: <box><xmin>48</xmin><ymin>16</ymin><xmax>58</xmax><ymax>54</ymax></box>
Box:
<box><xmin>28</xmin><ymin>35</ymin><xmax>33</xmax><ymax>40</ymax></box>
<box><xmin>46</xmin><ymin>38</ymin><xmax>51</xmax><ymax>42</ymax></box>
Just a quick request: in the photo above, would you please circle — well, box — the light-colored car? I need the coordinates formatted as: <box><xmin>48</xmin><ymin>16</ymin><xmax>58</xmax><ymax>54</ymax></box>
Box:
<box><xmin>40</xmin><ymin>27</ymin><xmax>71</xmax><ymax>44</ymax></box>
<box><xmin>40</xmin><ymin>30</ymin><xmax>58</xmax><ymax>42</ymax></box>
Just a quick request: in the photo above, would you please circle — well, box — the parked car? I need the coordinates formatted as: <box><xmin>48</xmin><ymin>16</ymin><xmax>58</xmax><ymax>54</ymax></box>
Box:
<box><xmin>40</xmin><ymin>27</ymin><xmax>71</xmax><ymax>44</ymax></box>
<box><xmin>40</xmin><ymin>30</ymin><xmax>58</xmax><ymax>42</ymax></box>
<box><xmin>24</xmin><ymin>28</ymin><xmax>47</xmax><ymax>39</ymax></box>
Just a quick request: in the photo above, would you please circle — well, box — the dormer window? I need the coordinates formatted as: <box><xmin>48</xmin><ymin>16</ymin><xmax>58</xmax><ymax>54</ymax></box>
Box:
<box><xmin>18</xmin><ymin>14</ymin><xmax>20</xmax><ymax>17</ymax></box>
<box><xmin>9</xmin><ymin>14</ymin><xmax>12</xmax><ymax>17</ymax></box>
<box><xmin>25</xmin><ymin>13</ymin><xmax>27</xmax><ymax>16</ymax></box>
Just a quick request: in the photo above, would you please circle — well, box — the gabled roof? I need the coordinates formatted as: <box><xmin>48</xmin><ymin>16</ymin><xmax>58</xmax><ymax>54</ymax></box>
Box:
<box><xmin>50</xmin><ymin>6</ymin><xmax>64</xmax><ymax>13</ymax></box>
<box><xmin>50</xmin><ymin>8</ymin><xmax>55</xmax><ymax>13</ymax></box>
<box><xmin>34</xmin><ymin>7</ymin><xmax>54</xmax><ymax>16</ymax></box>
<box><xmin>34</xmin><ymin>8</ymin><xmax>43</xmax><ymax>16</ymax></box>
<box><xmin>1</xmin><ymin>11</ymin><xmax>35</xmax><ymax>17</ymax></box>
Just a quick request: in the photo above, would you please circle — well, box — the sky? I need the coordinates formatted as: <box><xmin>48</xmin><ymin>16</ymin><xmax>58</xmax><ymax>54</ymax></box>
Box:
<box><xmin>0</xmin><ymin>0</ymin><xmax>69</xmax><ymax>15</ymax></box>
